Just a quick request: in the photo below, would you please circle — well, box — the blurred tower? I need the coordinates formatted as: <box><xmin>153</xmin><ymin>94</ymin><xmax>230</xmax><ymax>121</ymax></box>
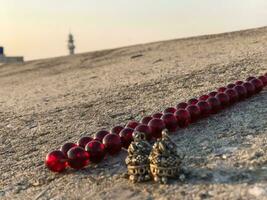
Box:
<box><xmin>0</xmin><ymin>47</ymin><xmax>4</xmax><ymax>57</ymax></box>
<box><xmin>68</xmin><ymin>33</ymin><xmax>75</xmax><ymax>55</ymax></box>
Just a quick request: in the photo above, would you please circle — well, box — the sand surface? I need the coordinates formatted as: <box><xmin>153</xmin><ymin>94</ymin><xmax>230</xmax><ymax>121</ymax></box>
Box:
<box><xmin>0</xmin><ymin>27</ymin><xmax>267</xmax><ymax>200</ymax></box>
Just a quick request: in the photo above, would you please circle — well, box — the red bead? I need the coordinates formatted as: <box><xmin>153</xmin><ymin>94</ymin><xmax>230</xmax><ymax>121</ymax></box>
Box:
<box><xmin>188</xmin><ymin>98</ymin><xmax>198</xmax><ymax>105</ymax></box>
<box><xmin>94</xmin><ymin>130</ymin><xmax>110</xmax><ymax>142</ymax></box>
<box><xmin>217</xmin><ymin>87</ymin><xmax>227</xmax><ymax>92</ymax></box>
<box><xmin>161</xmin><ymin>113</ymin><xmax>178</xmax><ymax>132</ymax></box>
<box><xmin>215</xmin><ymin>92</ymin><xmax>230</xmax><ymax>108</ymax></box>
<box><xmin>140</xmin><ymin>116</ymin><xmax>153</xmax><ymax>125</ymax></box>
<box><xmin>235</xmin><ymin>80</ymin><xmax>244</xmax><ymax>85</ymax></box>
<box><xmin>196</xmin><ymin>101</ymin><xmax>212</xmax><ymax>118</ymax></box>
<box><xmin>174</xmin><ymin>109</ymin><xmax>190</xmax><ymax>128</ymax></box>
<box><xmin>119</xmin><ymin>128</ymin><xmax>134</xmax><ymax>148</ymax></box>
<box><xmin>67</xmin><ymin>147</ymin><xmax>89</xmax><ymax>169</ymax></box>
<box><xmin>45</xmin><ymin>150</ymin><xmax>67</xmax><ymax>172</ymax></box>
<box><xmin>77</xmin><ymin>136</ymin><xmax>93</xmax><ymax>148</ymax></box>
<box><xmin>163</xmin><ymin>107</ymin><xmax>177</xmax><ymax>114</ymax></box>
<box><xmin>126</xmin><ymin>121</ymin><xmax>140</xmax><ymax>129</ymax></box>
<box><xmin>198</xmin><ymin>95</ymin><xmax>209</xmax><ymax>101</ymax></box>
<box><xmin>233</xmin><ymin>85</ymin><xmax>247</xmax><ymax>100</ymax></box>
<box><xmin>135</xmin><ymin>124</ymin><xmax>152</xmax><ymax>141</ymax></box>
<box><xmin>111</xmin><ymin>125</ymin><xmax>124</xmax><ymax>135</ymax></box>
<box><xmin>206</xmin><ymin>97</ymin><xmax>221</xmax><ymax>114</ymax></box>
<box><xmin>250</xmin><ymin>78</ymin><xmax>263</xmax><ymax>93</ymax></box>
<box><xmin>85</xmin><ymin>141</ymin><xmax>106</xmax><ymax>163</ymax></box>
<box><xmin>60</xmin><ymin>142</ymin><xmax>77</xmax><ymax>157</ymax></box>
<box><xmin>103</xmin><ymin>134</ymin><xmax>122</xmax><ymax>155</ymax></box>
<box><xmin>186</xmin><ymin>105</ymin><xmax>201</xmax><ymax>122</ymax></box>
<box><xmin>176</xmin><ymin>102</ymin><xmax>188</xmax><ymax>109</ymax></box>
<box><xmin>208</xmin><ymin>91</ymin><xmax>218</xmax><ymax>97</ymax></box>
<box><xmin>152</xmin><ymin>112</ymin><xmax>163</xmax><ymax>119</ymax></box>
<box><xmin>148</xmin><ymin>118</ymin><xmax>165</xmax><ymax>138</ymax></box>
<box><xmin>246</xmin><ymin>76</ymin><xmax>256</xmax><ymax>81</ymax></box>
<box><xmin>258</xmin><ymin>75</ymin><xmax>267</xmax><ymax>86</ymax></box>
<box><xmin>242</xmin><ymin>82</ymin><xmax>255</xmax><ymax>97</ymax></box>
<box><xmin>227</xmin><ymin>83</ymin><xmax>236</xmax><ymax>89</ymax></box>
<box><xmin>224</xmin><ymin>89</ymin><xmax>238</xmax><ymax>104</ymax></box>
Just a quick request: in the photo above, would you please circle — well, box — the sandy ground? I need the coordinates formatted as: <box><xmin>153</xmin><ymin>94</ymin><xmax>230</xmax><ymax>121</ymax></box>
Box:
<box><xmin>0</xmin><ymin>27</ymin><xmax>267</xmax><ymax>200</ymax></box>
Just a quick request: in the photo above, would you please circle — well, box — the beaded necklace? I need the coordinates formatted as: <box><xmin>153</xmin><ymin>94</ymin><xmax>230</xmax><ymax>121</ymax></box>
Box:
<box><xmin>45</xmin><ymin>74</ymin><xmax>267</xmax><ymax>173</ymax></box>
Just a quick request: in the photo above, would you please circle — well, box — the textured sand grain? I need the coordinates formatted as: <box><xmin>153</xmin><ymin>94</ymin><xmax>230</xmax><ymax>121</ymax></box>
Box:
<box><xmin>0</xmin><ymin>27</ymin><xmax>267</xmax><ymax>200</ymax></box>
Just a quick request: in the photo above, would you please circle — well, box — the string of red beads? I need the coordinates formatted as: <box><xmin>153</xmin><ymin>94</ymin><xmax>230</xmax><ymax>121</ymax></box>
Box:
<box><xmin>45</xmin><ymin>74</ymin><xmax>267</xmax><ymax>172</ymax></box>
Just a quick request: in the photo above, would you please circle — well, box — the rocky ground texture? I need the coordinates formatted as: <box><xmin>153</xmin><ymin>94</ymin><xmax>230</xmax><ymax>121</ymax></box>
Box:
<box><xmin>0</xmin><ymin>27</ymin><xmax>267</xmax><ymax>200</ymax></box>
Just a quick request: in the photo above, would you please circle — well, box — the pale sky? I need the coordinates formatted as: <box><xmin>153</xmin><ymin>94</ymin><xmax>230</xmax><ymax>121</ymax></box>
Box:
<box><xmin>1</xmin><ymin>0</ymin><xmax>267</xmax><ymax>60</ymax></box>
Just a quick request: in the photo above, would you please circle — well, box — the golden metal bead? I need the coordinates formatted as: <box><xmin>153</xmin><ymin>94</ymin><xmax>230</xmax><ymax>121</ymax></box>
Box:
<box><xmin>149</xmin><ymin>129</ymin><xmax>182</xmax><ymax>184</ymax></box>
<box><xmin>125</xmin><ymin>131</ymin><xmax>152</xmax><ymax>183</ymax></box>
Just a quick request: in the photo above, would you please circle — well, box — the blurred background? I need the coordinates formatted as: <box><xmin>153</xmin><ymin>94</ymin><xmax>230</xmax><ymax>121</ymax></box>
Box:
<box><xmin>1</xmin><ymin>0</ymin><xmax>267</xmax><ymax>60</ymax></box>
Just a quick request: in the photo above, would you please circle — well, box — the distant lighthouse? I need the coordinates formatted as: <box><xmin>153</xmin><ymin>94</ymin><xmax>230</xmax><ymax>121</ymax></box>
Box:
<box><xmin>68</xmin><ymin>33</ymin><xmax>75</xmax><ymax>55</ymax></box>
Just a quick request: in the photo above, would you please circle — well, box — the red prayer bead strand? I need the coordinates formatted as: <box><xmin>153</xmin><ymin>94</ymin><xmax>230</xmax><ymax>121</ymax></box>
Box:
<box><xmin>46</xmin><ymin>74</ymin><xmax>267</xmax><ymax>172</ymax></box>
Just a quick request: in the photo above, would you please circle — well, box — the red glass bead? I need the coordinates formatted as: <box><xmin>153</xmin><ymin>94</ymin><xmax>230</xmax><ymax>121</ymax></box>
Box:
<box><xmin>196</xmin><ymin>101</ymin><xmax>212</xmax><ymax>118</ymax></box>
<box><xmin>176</xmin><ymin>102</ymin><xmax>188</xmax><ymax>109</ymax></box>
<box><xmin>126</xmin><ymin>121</ymin><xmax>140</xmax><ymax>129</ymax></box>
<box><xmin>85</xmin><ymin>140</ymin><xmax>106</xmax><ymax>163</ymax></box>
<box><xmin>135</xmin><ymin>124</ymin><xmax>152</xmax><ymax>141</ymax></box>
<box><xmin>208</xmin><ymin>91</ymin><xmax>218</xmax><ymax>97</ymax></box>
<box><xmin>235</xmin><ymin>80</ymin><xmax>244</xmax><ymax>85</ymax></box>
<box><xmin>103</xmin><ymin>133</ymin><xmax>122</xmax><ymax>155</ymax></box>
<box><xmin>111</xmin><ymin>125</ymin><xmax>124</xmax><ymax>135</ymax></box>
<box><xmin>224</xmin><ymin>89</ymin><xmax>238</xmax><ymax>104</ymax></box>
<box><xmin>227</xmin><ymin>83</ymin><xmax>236</xmax><ymax>89</ymax></box>
<box><xmin>140</xmin><ymin>116</ymin><xmax>153</xmax><ymax>125</ymax></box>
<box><xmin>174</xmin><ymin>109</ymin><xmax>190</xmax><ymax>128</ymax></box>
<box><xmin>218</xmin><ymin>87</ymin><xmax>227</xmax><ymax>92</ymax></box>
<box><xmin>163</xmin><ymin>107</ymin><xmax>177</xmax><ymax>114</ymax></box>
<box><xmin>206</xmin><ymin>97</ymin><xmax>221</xmax><ymax>114</ymax></box>
<box><xmin>161</xmin><ymin>113</ymin><xmax>178</xmax><ymax>132</ymax></box>
<box><xmin>250</xmin><ymin>78</ymin><xmax>263</xmax><ymax>93</ymax></box>
<box><xmin>188</xmin><ymin>98</ymin><xmax>198</xmax><ymax>105</ymax></box>
<box><xmin>215</xmin><ymin>92</ymin><xmax>230</xmax><ymax>108</ymax></box>
<box><xmin>258</xmin><ymin>75</ymin><xmax>267</xmax><ymax>86</ymax></box>
<box><xmin>234</xmin><ymin>85</ymin><xmax>247</xmax><ymax>100</ymax></box>
<box><xmin>148</xmin><ymin>118</ymin><xmax>165</xmax><ymax>138</ymax></box>
<box><xmin>198</xmin><ymin>95</ymin><xmax>209</xmax><ymax>101</ymax></box>
<box><xmin>77</xmin><ymin>136</ymin><xmax>93</xmax><ymax>148</ymax></box>
<box><xmin>242</xmin><ymin>82</ymin><xmax>255</xmax><ymax>97</ymax></box>
<box><xmin>119</xmin><ymin>128</ymin><xmax>134</xmax><ymax>148</ymax></box>
<box><xmin>60</xmin><ymin>142</ymin><xmax>77</xmax><ymax>157</ymax></box>
<box><xmin>45</xmin><ymin>150</ymin><xmax>67</xmax><ymax>172</ymax></box>
<box><xmin>246</xmin><ymin>76</ymin><xmax>256</xmax><ymax>81</ymax></box>
<box><xmin>94</xmin><ymin>130</ymin><xmax>110</xmax><ymax>142</ymax></box>
<box><xmin>186</xmin><ymin>105</ymin><xmax>201</xmax><ymax>122</ymax></box>
<box><xmin>152</xmin><ymin>112</ymin><xmax>163</xmax><ymax>119</ymax></box>
<box><xmin>67</xmin><ymin>147</ymin><xmax>89</xmax><ymax>169</ymax></box>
